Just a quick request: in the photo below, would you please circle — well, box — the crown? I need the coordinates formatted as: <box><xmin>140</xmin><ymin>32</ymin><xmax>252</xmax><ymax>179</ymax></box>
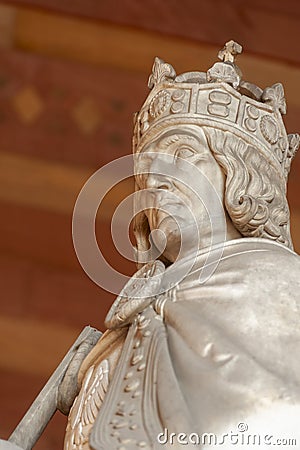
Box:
<box><xmin>133</xmin><ymin>40</ymin><xmax>299</xmax><ymax>180</ymax></box>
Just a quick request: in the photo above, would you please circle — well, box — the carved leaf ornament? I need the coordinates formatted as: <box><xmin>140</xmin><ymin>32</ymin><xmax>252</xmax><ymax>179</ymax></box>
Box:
<box><xmin>148</xmin><ymin>57</ymin><xmax>176</xmax><ymax>89</ymax></box>
<box><xmin>262</xmin><ymin>83</ymin><xmax>286</xmax><ymax>114</ymax></box>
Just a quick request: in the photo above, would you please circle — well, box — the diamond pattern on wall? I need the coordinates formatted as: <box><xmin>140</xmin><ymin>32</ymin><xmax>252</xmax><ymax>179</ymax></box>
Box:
<box><xmin>12</xmin><ymin>86</ymin><xmax>44</xmax><ymax>124</ymax></box>
<box><xmin>72</xmin><ymin>97</ymin><xmax>101</xmax><ymax>135</ymax></box>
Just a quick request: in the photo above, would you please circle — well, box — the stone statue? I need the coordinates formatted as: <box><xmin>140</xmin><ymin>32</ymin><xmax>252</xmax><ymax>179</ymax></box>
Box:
<box><xmin>3</xmin><ymin>41</ymin><xmax>300</xmax><ymax>450</ymax></box>
<box><xmin>61</xmin><ymin>41</ymin><xmax>300</xmax><ymax>449</ymax></box>
<box><xmin>4</xmin><ymin>41</ymin><xmax>300</xmax><ymax>450</ymax></box>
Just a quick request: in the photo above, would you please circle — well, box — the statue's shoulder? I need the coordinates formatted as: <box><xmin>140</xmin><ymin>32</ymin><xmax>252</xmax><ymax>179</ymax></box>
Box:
<box><xmin>242</xmin><ymin>238</ymin><xmax>300</xmax><ymax>274</ymax></box>
<box><xmin>224</xmin><ymin>238</ymin><xmax>300</xmax><ymax>296</ymax></box>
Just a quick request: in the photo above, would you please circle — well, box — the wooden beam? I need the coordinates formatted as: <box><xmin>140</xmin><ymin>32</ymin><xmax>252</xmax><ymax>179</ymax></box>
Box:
<box><xmin>4</xmin><ymin>1</ymin><xmax>300</xmax><ymax>65</ymax></box>
<box><xmin>5</xmin><ymin>0</ymin><xmax>300</xmax><ymax>22</ymax></box>
<box><xmin>13</xmin><ymin>8</ymin><xmax>217</xmax><ymax>75</ymax></box>
<box><xmin>0</xmin><ymin>151</ymin><xmax>133</xmax><ymax>216</ymax></box>
<box><xmin>0</xmin><ymin>314</ymin><xmax>79</xmax><ymax>377</ymax></box>
<box><xmin>0</xmin><ymin>151</ymin><xmax>91</xmax><ymax>215</ymax></box>
<box><xmin>0</xmin><ymin>198</ymin><xmax>136</xmax><ymax>273</ymax></box>
<box><xmin>0</xmin><ymin>151</ymin><xmax>135</xmax><ymax>273</ymax></box>
<box><xmin>0</xmin><ymin>201</ymin><xmax>79</xmax><ymax>270</ymax></box>
<box><xmin>11</xmin><ymin>8</ymin><xmax>300</xmax><ymax>109</ymax></box>
<box><xmin>0</xmin><ymin>252</ymin><xmax>123</xmax><ymax>329</ymax></box>
<box><xmin>0</xmin><ymin>47</ymin><xmax>146</xmax><ymax>168</ymax></box>
<box><xmin>0</xmin><ymin>4</ymin><xmax>16</xmax><ymax>49</ymax></box>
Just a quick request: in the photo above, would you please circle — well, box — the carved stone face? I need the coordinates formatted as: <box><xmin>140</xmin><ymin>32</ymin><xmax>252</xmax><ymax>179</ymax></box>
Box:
<box><xmin>135</xmin><ymin>125</ymin><xmax>230</xmax><ymax>262</ymax></box>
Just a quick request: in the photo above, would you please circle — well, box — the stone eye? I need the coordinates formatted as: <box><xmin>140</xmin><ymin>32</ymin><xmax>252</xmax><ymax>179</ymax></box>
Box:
<box><xmin>175</xmin><ymin>147</ymin><xmax>195</xmax><ymax>159</ymax></box>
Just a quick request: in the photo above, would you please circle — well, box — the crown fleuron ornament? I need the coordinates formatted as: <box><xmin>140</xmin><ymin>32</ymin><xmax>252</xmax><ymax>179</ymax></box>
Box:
<box><xmin>133</xmin><ymin>40</ymin><xmax>299</xmax><ymax>180</ymax></box>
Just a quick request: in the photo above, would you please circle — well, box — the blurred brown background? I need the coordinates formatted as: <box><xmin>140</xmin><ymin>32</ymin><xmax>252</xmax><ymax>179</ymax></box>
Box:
<box><xmin>0</xmin><ymin>1</ymin><xmax>300</xmax><ymax>448</ymax></box>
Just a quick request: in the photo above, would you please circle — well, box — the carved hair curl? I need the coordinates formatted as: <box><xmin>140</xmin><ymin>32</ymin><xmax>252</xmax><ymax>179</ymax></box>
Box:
<box><xmin>203</xmin><ymin>127</ymin><xmax>293</xmax><ymax>249</ymax></box>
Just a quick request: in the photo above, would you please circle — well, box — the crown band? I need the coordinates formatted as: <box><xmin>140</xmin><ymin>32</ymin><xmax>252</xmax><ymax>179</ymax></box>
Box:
<box><xmin>133</xmin><ymin>43</ymin><xmax>300</xmax><ymax>180</ymax></box>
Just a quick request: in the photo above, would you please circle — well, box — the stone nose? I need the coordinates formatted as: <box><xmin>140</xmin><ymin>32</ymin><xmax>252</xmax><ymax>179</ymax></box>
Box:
<box><xmin>146</xmin><ymin>172</ymin><xmax>173</xmax><ymax>190</ymax></box>
<box><xmin>146</xmin><ymin>158</ymin><xmax>173</xmax><ymax>190</ymax></box>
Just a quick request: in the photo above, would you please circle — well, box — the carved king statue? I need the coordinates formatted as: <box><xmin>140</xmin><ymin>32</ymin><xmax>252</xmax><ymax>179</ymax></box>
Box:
<box><xmin>61</xmin><ymin>41</ymin><xmax>300</xmax><ymax>449</ymax></box>
<box><xmin>0</xmin><ymin>37</ymin><xmax>300</xmax><ymax>450</ymax></box>
<box><xmin>57</xmin><ymin>41</ymin><xmax>300</xmax><ymax>450</ymax></box>
<box><xmin>3</xmin><ymin>40</ymin><xmax>300</xmax><ymax>450</ymax></box>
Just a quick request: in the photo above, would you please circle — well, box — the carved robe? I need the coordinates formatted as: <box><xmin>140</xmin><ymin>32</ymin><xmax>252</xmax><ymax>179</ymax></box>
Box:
<box><xmin>64</xmin><ymin>238</ymin><xmax>300</xmax><ymax>449</ymax></box>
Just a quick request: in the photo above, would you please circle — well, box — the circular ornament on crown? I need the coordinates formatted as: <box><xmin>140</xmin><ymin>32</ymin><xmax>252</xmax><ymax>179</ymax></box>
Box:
<box><xmin>171</xmin><ymin>89</ymin><xmax>185</xmax><ymax>101</ymax></box>
<box><xmin>247</xmin><ymin>105</ymin><xmax>259</xmax><ymax>120</ymax></box>
<box><xmin>260</xmin><ymin>115</ymin><xmax>279</xmax><ymax>144</ymax></box>
<box><xmin>149</xmin><ymin>90</ymin><xmax>170</xmax><ymax>118</ymax></box>
<box><xmin>170</xmin><ymin>89</ymin><xmax>186</xmax><ymax>114</ymax></box>
<box><xmin>245</xmin><ymin>118</ymin><xmax>257</xmax><ymax>132</ymax></box>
